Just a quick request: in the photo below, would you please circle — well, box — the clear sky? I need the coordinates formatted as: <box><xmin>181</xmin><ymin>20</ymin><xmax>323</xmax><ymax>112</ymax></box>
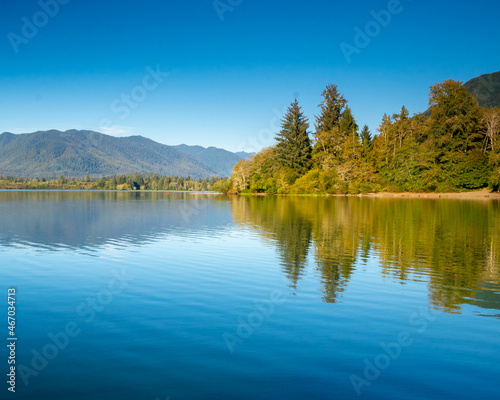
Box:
<box><xmin>1</xmin><ymin>0</ymin><xmax>499</xmax><ymax>152</ymax></box>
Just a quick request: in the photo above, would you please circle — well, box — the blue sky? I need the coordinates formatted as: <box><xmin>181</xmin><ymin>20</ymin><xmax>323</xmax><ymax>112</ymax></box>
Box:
<box><xmin>1</xmin><ymin>0</ymin><xmax>499</xmax><ymax>152</ymax></box>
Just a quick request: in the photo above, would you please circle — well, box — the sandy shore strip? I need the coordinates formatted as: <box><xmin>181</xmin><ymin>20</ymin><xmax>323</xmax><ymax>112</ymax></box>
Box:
<box><xmin>361</xmin><ymin>189</ymin><xmax>500</xmax><ymax>200</ymax></box>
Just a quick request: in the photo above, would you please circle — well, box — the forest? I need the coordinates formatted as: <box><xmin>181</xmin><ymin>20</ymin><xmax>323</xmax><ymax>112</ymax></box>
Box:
<box><xmin>0</xmin><ymin>174</ymin><xmax>226</xmax><ymax>191</ymax></box>
<box><xmin>225</xmin><ymin>79</ymin><xmax>500</xmax><ymax>194</ymax></box>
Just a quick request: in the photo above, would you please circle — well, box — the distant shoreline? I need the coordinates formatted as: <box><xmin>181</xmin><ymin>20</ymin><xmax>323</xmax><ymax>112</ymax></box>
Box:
<box><xmin>0</xmin><ymin>188</ymin><xmax>219</xmax><ymax>193</ymax></box>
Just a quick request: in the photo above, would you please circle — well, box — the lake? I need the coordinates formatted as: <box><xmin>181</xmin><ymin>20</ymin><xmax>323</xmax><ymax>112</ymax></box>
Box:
<box><xmin>1</xmin><ymin>191</ymin><xmax>499</xmax><ymax>400</ymax></box>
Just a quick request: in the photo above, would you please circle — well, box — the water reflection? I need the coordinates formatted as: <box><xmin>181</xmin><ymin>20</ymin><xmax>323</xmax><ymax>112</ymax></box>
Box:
<box><xmin>1</xmin><ymin>191</ymin><xmax>499</xmax><ymax>315</ymax></box>
<box><xmin>0</xmin><ymin>191</ymin><xmax>232</xmax><ymax>251</ymax></box>
<box><xmin>229</xmin><ymin>196</ymin><xmax>500</xmax><ymax>314</ymax></box>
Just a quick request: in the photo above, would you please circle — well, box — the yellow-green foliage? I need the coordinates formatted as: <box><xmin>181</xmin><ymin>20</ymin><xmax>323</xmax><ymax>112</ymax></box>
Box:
<box><xmin>227</xmin><ymin>80</ymin><xmax>500</xmax><ymax>195</ymax></box>
<box><xmin>291</xmin><ymin>169</ymin><xmax>336</xmax><ymax>194</ymax></box>
<box><xmin>229</xmin><ymin>147</ymin><xmax>280</xmax><ymax>194</ymax></box>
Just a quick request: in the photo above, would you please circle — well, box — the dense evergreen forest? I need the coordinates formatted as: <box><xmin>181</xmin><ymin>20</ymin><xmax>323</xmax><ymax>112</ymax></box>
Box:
<box><xmin>225</xmin><ymin>79</ymin><xmax>500</xmax><ymax>194</ymax></box>
<box><xmin>0</xmin><ymin>174</ymin><xmax>226</xmax><ymax>191</ymax></box>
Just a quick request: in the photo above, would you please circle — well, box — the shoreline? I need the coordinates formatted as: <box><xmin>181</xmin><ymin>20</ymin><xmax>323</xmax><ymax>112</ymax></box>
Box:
<box><xmin>236</xmin><ymin>188</ymin><xmax>500</xmax><ymax>200</ymax></box>
<box><xmin>360</xmin><ymin>189</ymin><xmax>500</xmax><ymax>200</ymax></box>
<box><xmin>1</xmin><ymin>188</ymin><xmax>499</xmax><ymax>200</ymax></box>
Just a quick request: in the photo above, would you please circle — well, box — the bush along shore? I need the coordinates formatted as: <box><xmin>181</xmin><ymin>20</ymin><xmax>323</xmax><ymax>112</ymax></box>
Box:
<box><xmin>221</xmin><ymin>80</ymin><xmax>500</xmax><ymax>195</ymax></box>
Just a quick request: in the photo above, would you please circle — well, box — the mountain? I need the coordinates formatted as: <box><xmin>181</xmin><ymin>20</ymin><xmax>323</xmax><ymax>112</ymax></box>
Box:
<box><xmin>0</xmin><ymin>130</ymin><xmax>229</xmax><ymax>179</ymax></box>
<box><xmin>173</xmin><ymin>144</ymin><xmax>253</xmax><ymax>177</ymax></box>
<box><xmin>464</xmin><ymin>71</ymin><xmax>500</xmax><ymax>108</ymax></box>
<box><xmin>234</xmin><ymin>151</ymin><xmax>255</xmax><ymax>159</ymax></box>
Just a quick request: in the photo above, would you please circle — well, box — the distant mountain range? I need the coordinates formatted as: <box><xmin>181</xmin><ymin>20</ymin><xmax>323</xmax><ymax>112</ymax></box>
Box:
<box><xmin>0</xmin><ymin>130</ymin><xmax>253</xmax><ymax>179</ymax></box>
<box><xmin>171</xmin><ymin>144</ymin><xmax>248</xmax><ymax>177</ymax></box>
<box><xmin>464</xmin><ymin>70</ymin><xmax>500</xmax><ymax>108</ymax></box>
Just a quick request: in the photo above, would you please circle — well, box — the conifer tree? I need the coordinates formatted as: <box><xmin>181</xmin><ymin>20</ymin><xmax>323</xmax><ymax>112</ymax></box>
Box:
<box><xmin>313</xmin><ymin>84</ymin><xmax>347</xmax><ymax>162</ymax></box>
<box><xmin>337</xmin><ymin>106</ymin><xmax>362</xmax><ymax>164</ymax></box>
<box><xmin>360</xmin><ymin>125</ymin><xmax>372</xmax><ymax>154</ymax></box>
<box><xmin>339</xmin><ymin>106</ymin><xmax>358</xmax><ymax>137</ymax></box>
<box><xmin>315</xmin><ymin>84</ymin><xmax>347</xmax><ymax>133</ymax></box>
<box><xmin>275</xmin><ymin>99</ymin><xmax>312</xmax><ymax>175</ymax></box>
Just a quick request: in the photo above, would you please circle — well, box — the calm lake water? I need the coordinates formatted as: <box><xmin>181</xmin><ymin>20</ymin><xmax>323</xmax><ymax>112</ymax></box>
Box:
<box><xmin>1</xmin><ymin>191</ymin><xmax>499</xmax><ymax>400</ymax></box>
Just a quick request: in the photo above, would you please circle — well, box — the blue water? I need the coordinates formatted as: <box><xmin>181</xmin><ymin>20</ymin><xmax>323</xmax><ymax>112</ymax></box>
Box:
<box><xmin>1</xmin><ymin>191</ymin><xmax>499</xmax><ymax>399</ymax></box>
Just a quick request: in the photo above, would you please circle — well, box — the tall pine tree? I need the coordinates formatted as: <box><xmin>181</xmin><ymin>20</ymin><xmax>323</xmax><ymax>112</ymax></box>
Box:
<box><xmin>338</xmin><ymin>106</ymin><xmax>361</xmax><ymax>163</ymax></box>
<box><xmin>339</xmin><ymin>106</ymin><xmax>358</xmax><ymax>137</ymax></box>
<box><xmin>276</xmin><ymin>99</ymin><xmax>312</xmax><ymax>175</ymax></box>
<box><xmin>315</xmin><ymin>84</ymin><xmax>347</xmax><ymax>133</ymax></box>
<box><xmin>313</xmin><ymin>84</ymin><xmax>348</xmax><ymax>168</ymax></box>
<box><xmin>360</xmin><ymin>125</ymin><xmax>372</xmax><ymax>155</ymax></box>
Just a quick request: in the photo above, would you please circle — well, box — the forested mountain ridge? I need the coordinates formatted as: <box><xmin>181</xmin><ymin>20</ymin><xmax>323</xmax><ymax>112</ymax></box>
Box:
<box><xmin>0</xmin><ymin>130</ymin><xmax>247</xmax><ymax>179</ymax></box>
<box><xmin>172</xmin><ymin>144</ymin><xmax>253</xmax><ymax>177</ymax></box>
<box><xmin>464</xmin><ymin>71</ymin><xmax>500</xmax><ymax>108</ymax></box>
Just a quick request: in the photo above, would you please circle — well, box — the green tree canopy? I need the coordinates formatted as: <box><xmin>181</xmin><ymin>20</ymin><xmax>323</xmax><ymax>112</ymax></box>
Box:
<box><xmin>428</xmin><ymin>79</ymin><xmax>483</xmax><ymax>150</ymax></box>
<box><xmin>428</xmin><ymin>80</ymin><xmax>487</xmax><ymax>189</ymax></box>
<box><xmin>227</xmin><ymin>78</ymin><xmax>497</xmax><ymax>195</ymax></box>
